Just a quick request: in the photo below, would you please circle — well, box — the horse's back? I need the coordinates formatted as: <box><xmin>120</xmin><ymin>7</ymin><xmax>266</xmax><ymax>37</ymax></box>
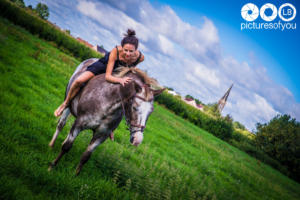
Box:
<box><xmin>76</xmin><ymin>74</ymin><xmax>118</xmax><ymax>113</ymax></box>
<box><xmin>70</xmin><ymin>74</ymin><xmax>123</xmax><ymax>130</ymax></box>
<box><xmin>69</xmin><ymin>70</ymin><xmax>119</xmax><ymax>118</ymax></box>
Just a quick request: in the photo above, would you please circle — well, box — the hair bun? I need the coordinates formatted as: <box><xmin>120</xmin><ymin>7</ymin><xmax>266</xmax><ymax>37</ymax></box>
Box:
<box><xmin>125</xmin><ymin>29</ymin><xmax>136</xmax><ymax>37</ymax></box>
<box><xmin>121</xmin><ymin>29</ymin><xmax>139</xmax><ymax>49</ymax></box>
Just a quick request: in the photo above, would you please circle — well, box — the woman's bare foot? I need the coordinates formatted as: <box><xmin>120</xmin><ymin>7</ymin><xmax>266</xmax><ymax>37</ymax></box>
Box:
<box><xmin>110</xmin><ymin>132</ymin><xmax>114</xmax><ymax>141</ymax></box>
<box><xmin>54</xmin><ymin>102</ymin><xmax>67</xmax><ymax>117</ymax></box>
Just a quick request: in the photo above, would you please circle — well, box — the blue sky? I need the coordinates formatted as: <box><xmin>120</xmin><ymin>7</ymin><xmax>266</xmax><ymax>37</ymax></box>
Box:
<box><xmin>24</xmin><ymin>0</ymin><xmax>300</xmax><ymax>130</ymax></box>
<box><xmin>153</xmin><ymin>0</ymin><xmax>300</xmax><ymax>100</ymax></box>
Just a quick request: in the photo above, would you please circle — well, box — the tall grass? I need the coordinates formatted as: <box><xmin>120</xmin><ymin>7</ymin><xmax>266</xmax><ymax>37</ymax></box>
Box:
<box><xmin>0</xmin><ymin>17</ymin><xmax>299</xmax><ymax>200</ymax></box>
<box><xmin>155</xmin><ymin>92</ymin><xmax>233</xmax><ymax>140</ymax></box>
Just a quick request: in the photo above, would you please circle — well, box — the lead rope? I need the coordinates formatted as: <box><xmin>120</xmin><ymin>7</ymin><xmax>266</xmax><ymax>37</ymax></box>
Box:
<box><xmin>118</xmin><ymin>88</ymin><xmax>136</xmax><ymax>131</ymax></box>
<box><xmin>118</xmin><ymin>91</ymin><xmax>129</xmax><ymax>129</ymax></box>
<box><xmin>118</xmin><ymin>85</ymin><xmax>148</xmax><ymax>133</ymax></box>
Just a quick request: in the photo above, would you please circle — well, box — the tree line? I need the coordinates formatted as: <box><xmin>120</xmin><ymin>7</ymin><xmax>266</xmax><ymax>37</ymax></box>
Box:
<box><xmin>9</xmin><ymin>0</ymin><xmax>49</xmax><ymax>20</ymax></box>
<box><xmin>255</xmin><ymin>115</ymin><xmax>300</xmax><ymax>181</ymax></box>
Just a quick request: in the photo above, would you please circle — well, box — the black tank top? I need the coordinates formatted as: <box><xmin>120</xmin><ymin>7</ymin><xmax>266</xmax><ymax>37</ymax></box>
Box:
<box><xmin>115</xmin><ymin>46</ymin><xmax>142</xmax><ymax>68</ymax></box>
<box><xmin>98</xmin><ymin>46</ymin><xmax>142</xmax><ymax>71</ymax></box>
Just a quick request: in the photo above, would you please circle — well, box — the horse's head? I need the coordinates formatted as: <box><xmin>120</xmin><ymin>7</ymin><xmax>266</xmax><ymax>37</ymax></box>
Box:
<box><xmin>118</xmin><ymin>68</ymin><xmax>165</xmax><ymax>146</ymax></box>
<box><xmin>126</xmin><ymin>81</ymin><xmax>165</xmax><ymax>146</ymax></box>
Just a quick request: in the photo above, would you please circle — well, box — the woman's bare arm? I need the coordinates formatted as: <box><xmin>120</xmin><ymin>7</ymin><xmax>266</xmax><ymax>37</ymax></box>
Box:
<box><xmin>105</xmin><ymin>47</ymin><xmax>132</xmax><ymax>86</ymax></box>
<box><xmin>105</xmin><ymin>47</ymin><xmax>122</xmax><ymax>83</ymax></box>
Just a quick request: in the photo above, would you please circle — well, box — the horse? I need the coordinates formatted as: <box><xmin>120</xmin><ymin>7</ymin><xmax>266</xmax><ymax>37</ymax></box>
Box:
<box><xmin>48</xmin><ymin>58</ymin><xmax>164</xmax><ymax>175</ymax></box>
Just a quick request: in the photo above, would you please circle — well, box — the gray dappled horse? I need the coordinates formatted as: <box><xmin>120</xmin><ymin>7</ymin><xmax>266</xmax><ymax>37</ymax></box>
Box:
<box><xmin>48</xmin><ymin>58</ymin><xmax>164</xmax><ymax>175</ymax></box>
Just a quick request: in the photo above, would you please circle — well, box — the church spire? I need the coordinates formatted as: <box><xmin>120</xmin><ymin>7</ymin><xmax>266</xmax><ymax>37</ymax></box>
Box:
<box><xmin>218</xmin><ymin>84</ymin><xmax>233</xmax><ymax>113</ymax></box>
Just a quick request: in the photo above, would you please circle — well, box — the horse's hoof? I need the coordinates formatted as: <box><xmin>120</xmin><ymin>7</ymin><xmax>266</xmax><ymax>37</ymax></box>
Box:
<box><xmin>48</xmin><ymin>143</ymin><xmax>54</xmax><ymax>148</ymax></box>
<box><xmin>48</xmin><ymin>162</ymin><xmax>55</xmax><ymax>171</ymax></box>
<box><xmin>75</xmin><ymin>169</ymin><xmax>80</xmax><ymax>176</ymax></box>
<box><xmin>75</xmin><ymin>166</ymin><xmax>82</xmax><ymax>176</ymax></box>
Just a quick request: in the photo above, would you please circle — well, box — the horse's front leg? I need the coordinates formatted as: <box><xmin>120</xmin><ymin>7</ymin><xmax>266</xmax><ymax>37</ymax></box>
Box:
<box><xmin>75</xmin><ymin>132</ymin><xmax>109</xmax><ymax>175</ymax></box>
<box><xmin>48</xmin><ymin>120</ymin><xmax>82</xmax><ymax>171</ymax></box>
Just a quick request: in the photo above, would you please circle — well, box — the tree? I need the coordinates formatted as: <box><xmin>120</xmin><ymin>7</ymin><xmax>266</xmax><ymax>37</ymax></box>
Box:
<box><xmin>194</xmin><ymin>99</ymin><xmax>203</xmax><ymax>105</ymax></box>
<box><xmin>224</xmin><ymin>114</ymin><xmax>233</xmax><ymax>124</ymax></box>
<box><xmin>185</xmin><ymin>94</ymin><xmax>194</xmax><ymax>100</ymax></box>
<box><xmin>35</xmin><ymin>3</ymin><xmax>49</xmax><ymax>20</ymax></box>
<box><xmin>166</xmin><ymin>87</ymin><xmax>174</xmax><ymax>91</ymax></box>
<box><xmin>204</xmin><ymin>102</ymin><xmax>221</xmax><ymax>118</ymax></box>
<box><xmin>255</xmin><ymin>114</ymin><xmax>300</xmax><ymax>181</ymax></box>
<box><xmin>233</xmin><ymin>121</ymin><xmax>246</xmax><ymax>130</ymax></box>
<box><xmin>10</xmin><ymin>0</ymin><xmax>25</xmax><ymax>7</ymax></box>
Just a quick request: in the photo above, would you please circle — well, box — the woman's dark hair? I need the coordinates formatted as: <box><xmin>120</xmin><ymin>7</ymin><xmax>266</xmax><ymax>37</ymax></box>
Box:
<box><xmin>121</xmin><ymin>29</ymin><xmax>139</xmax><ymax>49</ymax></box>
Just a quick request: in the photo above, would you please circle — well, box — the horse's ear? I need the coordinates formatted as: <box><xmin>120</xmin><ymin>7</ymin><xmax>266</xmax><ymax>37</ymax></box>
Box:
<box><xmin>134</xmin><ymin>81</ymin><xmax>142</xmax><ymax>93</ymax></box>
<box><xmin>151</xmin><ymin>88</ymin><xmax>166</xmax><ymax>96</ymax></box>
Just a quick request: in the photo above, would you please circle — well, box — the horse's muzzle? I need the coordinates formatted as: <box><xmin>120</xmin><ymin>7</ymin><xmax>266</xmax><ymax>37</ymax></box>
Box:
<box><xmin>130</xmin><ymin>132</ymin><xmax>143</xmax><ymax>146</ymax></box>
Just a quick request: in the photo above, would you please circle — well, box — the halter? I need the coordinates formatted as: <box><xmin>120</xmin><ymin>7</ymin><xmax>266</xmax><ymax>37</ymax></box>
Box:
<box><xmin>118</xmin><ymin>83</ymin><xmax>153</xmax><ymax>133</ymax></box>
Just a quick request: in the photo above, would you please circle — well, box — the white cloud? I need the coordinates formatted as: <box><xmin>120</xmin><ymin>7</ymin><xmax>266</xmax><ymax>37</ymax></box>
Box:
<box><xmin>187</xmin><ymin>64</ymin><xmax>221</xmax><ymax>88</ymax></box>
<box><xmin>219</xmin><ymin>87</ymin><xmax>274</xmax><ymax>130</ymax></box>
<box><xmin>157</xmin><ymin>34</ymin><xmax>176</xmax><ymax>56</ymax></box>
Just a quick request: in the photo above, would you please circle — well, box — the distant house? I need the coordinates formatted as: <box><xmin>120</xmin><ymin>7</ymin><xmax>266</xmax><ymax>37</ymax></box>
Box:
<box><xmin>76</xmin><ymin>37</ymin><xmax>108</xmax><ymax>56</ymax></box>
<box><xmin>76</xmin><ymin>37</ymin><xmax>93</xmax><ymax>49</ymax></box>
<box><xmin>167</xmin><ymin>90</ymin><xmax>179</xmax><ymax>96</ymax></box>
<box><xmin>185</xmin><ymin>97</ymin><xmax>194</xmax><ymax>101</ymax></box>
<box><xmin>196</xmin><ymin>103</ymin><xmax>203</xmax><ymax>110</ymax></box>
<box><xmin>182</xmin><ymin>97</ymin><xmax>204</xmax><ymax>111</ymax></box>
<box><xmin>93</xmin><ymin>45</ymin><xmax>108</xmax><ymax>55</ymax></box>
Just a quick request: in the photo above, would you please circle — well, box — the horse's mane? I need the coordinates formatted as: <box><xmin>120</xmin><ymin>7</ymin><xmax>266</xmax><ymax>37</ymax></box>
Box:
<box><xmin>114</xmin><ymin>67</ymin><xmax>161</xmax><ymax>89</ymax></box>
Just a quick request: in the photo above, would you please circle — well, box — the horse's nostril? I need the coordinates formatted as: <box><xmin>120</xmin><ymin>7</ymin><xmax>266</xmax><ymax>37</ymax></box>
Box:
<box><xmin>130</xmin><ymin>137</ymin><xmax>134</xmax><ymax>144</ymax></box>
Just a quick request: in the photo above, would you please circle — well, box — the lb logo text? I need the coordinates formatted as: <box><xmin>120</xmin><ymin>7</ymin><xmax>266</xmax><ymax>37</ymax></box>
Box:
<box><xmin>241</xmin><ymin>3</ymin><xmax>296</xmax><ymax>31</ymax></box>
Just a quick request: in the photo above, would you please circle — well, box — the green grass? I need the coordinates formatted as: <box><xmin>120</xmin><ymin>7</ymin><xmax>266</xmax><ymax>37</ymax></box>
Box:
<box><xmin>0</xmin><ymin>16</ymin><xmax>299</xmax><ymax>200</ymax></box>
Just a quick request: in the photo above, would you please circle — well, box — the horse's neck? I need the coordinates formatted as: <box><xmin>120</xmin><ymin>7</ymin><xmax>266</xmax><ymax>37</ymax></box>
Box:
<box><xmin>120</xmin><ymin>73</ymin><xmax>144</xmax><ymax>97</ymax></box>
<box><xmin>120</xmin><ymin>80</ymin><xmax>136</xmax><ymax>100</ymax></box>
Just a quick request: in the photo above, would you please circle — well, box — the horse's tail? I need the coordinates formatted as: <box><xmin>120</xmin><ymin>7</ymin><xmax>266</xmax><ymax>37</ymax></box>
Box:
<box><xmin>49</xmin><ymin>107</ymin><xmax>71</xmax><ymax>147</ymax></box>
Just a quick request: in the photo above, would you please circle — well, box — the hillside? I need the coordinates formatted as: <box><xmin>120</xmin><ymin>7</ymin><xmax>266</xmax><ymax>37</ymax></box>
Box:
<box><xmin>0</xmin><ymin>17</ymin><xmax>299</xmax><ymax>200</ymax></box>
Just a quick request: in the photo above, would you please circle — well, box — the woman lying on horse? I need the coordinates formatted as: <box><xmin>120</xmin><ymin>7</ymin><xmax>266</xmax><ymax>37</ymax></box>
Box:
<box><xmin>54</xmin><ymin>29</ymin><xmax>144</xmax><ymax>139</ymax></box>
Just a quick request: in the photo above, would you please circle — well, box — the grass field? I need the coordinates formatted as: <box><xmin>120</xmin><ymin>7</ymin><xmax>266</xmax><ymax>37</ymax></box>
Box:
<box><xmin>0</xmin><ymin>17</ymin><xmax>299</xmax><ymax>200</ymax></box>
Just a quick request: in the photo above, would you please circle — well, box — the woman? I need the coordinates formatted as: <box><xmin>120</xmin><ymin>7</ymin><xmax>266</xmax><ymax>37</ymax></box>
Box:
<box><xmin>54</xmin><ymin>29</ymin><xmax>144</xmax><ymax>140</ymax></box>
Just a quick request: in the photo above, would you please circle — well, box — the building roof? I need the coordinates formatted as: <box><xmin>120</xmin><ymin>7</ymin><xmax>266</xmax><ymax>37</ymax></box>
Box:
<box><xmin>185</xmin><ymin>97</ymin><xmax>194</xmax><ymax>101</ymax></box>
<box><xmin>93</xmin><ymin>45</ymin><xmax>108</xmax><ymax>54</ymax></box>
<box><xmin>196</xmin><ymin>104</ymin><xmax>203</xmax><ymax>108</ymax></box>
<box><xmin>76</xmin><ymin>37</ymin><xmax>93</xmax><ymax>48</ymax></box>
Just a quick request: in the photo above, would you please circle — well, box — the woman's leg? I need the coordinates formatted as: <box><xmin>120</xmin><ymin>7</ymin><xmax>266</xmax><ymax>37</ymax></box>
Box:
<box><xmin>54</xmin><ymin>71</ymin><xmax>95</xmax><ymax>117</ymax></box>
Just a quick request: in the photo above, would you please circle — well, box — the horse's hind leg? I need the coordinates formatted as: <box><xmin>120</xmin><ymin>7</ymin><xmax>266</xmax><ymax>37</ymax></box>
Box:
<box><xmin>48</xmin><ymin>119</ymin><xmax>81</xmax><ymax>171</ymax></box>
<box><xmin>75</xmin><ymin>133</ymin><xmax>109</xmax><ymax>175</ymax></box>
<box><xmin>49</xmin><ymin>108</ymin><xmax>71</xmax><ymax>148</ymax></box>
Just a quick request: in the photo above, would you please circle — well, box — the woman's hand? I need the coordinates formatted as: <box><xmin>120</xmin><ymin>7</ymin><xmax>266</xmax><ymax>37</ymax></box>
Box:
<box><xmin>119</xmin><ymin>77</ymin><xmax>132</xmax><ymax>86</ymax></box>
